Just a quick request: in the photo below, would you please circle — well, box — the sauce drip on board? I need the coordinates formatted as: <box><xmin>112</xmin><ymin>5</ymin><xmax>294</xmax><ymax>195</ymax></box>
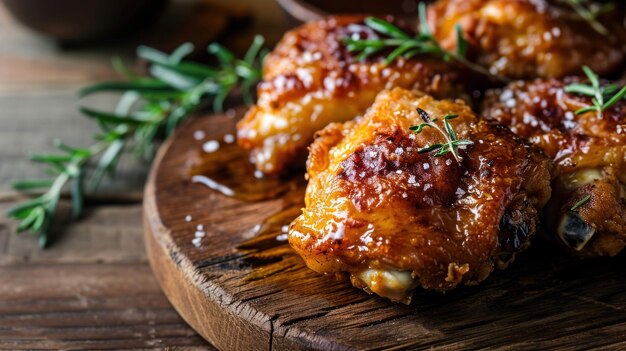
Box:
<box><xmin>189</xmin><ymin>139</ymin><xmax>304</xmax><ymax>202</ymax></box>
<box><xmin>186</xmin><ymin>112</ymin><xmax>306</xmax><ymax>254</ymax></box>
<box><xmin>236</xmin><ymin>186</ymin><xmax>305</xmax><ymax>280</ymax></box>
<box><xmin>237</xmin><ymin>186</ymin><xmax>305</xmax><ymax>252</ymax></box>
<box><xmin>187</xmin><ymin>112</ymin><xmax>306</xmax><ymax>202</ymax></box>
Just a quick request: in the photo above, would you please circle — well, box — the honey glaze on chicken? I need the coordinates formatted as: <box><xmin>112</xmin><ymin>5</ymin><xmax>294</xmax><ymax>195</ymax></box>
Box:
<box><xmin>288</xmin><ymin>88</ymin><xmax>552</xmax><ymax>303</ymax></box>
<box><xmin>482</xmin><ymin>79</ymin><xmax>626</xmax><ymax>256</ymax></box>
<box><xmin>429</xmin><ymin>0</ymin><xmax>626</xmax><ymax>79</ymax></box>
<box><xmin>237</xmin><ymin>16</ymin><xmax>476</xmax><ymax>175</ymax></box>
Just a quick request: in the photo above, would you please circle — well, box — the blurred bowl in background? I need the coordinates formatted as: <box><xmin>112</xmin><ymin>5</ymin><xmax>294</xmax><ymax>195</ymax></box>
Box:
<box><xmin>2</xmin><ymin>0</ymin><xmax>169</xmax><ymax>42</ymax></box>
<box><xmin>276</xmin><ymin>0</ymin><xmax>423</xmax><ymax>25</ymax></box>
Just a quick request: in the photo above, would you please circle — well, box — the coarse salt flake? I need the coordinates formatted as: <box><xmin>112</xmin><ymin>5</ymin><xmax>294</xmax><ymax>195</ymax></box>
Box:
<box><xmin>202</xmin><ymin>140</ymin><xmax>220</xmax><ymax>153</ymax></box>
<box><xmin>223</xmin><ymin>134</ymin><xmax>235</xmax><ymax>143</ymax></box>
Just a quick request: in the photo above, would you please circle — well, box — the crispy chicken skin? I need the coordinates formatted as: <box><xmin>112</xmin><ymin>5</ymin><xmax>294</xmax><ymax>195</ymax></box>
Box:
<box><xmin>429</xmin><ymin>0</ymin><xmax>626</xmax><ymax>79</ymax></box>
<box><xmin>482</xmin><ymin>79</ymin><xmax>626</xmax><ymax>256</ymax></box>
<box><xmin>289</xmin><ymin>88</ymin><xmax>552</xmax><ymax>303</ymax></box>
<box><xmin>237</xmin><ymin>16</ymin><xmax>474</xmax><ymax>175</ymax></box>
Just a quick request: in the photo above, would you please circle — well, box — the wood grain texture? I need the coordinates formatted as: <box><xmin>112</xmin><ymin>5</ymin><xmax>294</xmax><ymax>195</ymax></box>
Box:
<box><xmin>145</xmin><ymin>110</ymin><xmax>626</xmax><ymax>351</ymax></box>
<box><xmin>0</xmin><ymin>0</ymin><xmax>290</xmax><ymax>346</ymax></box>
<box><xmin>0</xmin><ymin>198</ymin><xmax>214</xmax><ymax>349</ymax></box>
<box><xmin>0</xmin><ymin>1</ymin><xmax>251</xmax><ymax>347</ymax></box>
<box><xmin>0</xmin><ymin>262</ymin><xmax>209</xmax><ymax>350</ymax></box>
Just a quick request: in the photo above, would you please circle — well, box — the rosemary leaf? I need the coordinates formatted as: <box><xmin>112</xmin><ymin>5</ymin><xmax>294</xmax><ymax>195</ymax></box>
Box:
<box><xmin>563</xmin><ymin>83</ymin><xmax>596</xmax><ymax>96</ymax></box>
<box><xmin>385</xmin><ymin>42</ymin><xmax>416</xmax><ymax>65</ymax></box>
<box><xmin>418</xmin><ymin>2</ymin><xmax>431</xmax><ymax>35</ymax></box>
<box><xmin>455</xmin><ymin>25</ymin><xmax>467</xmax><ymax>57</ymax></box>
<box><xmin>70</xmin><ymin>168</ymin><xmax>85</xmax><ymax>219</ymax></box>
<box><xmin>244</xmin><ymin>35</ymin><xmax>266</xmax><ymax>64</ymax></box>
<box><xmin>418</xmin><ymin>143</ymin><xmax>444</xmax><ymax>153</ymax></box>
<box><xmin>364</xmin><ymin>17</ymin><xmax>410</xmax><ymax>39</ymax></box>
<box><xmin>78</xmin><ymin>80</ymin><xmax>171</xmax><ymax>97</ymax></box>
<box><xmin>80</xmin><ymin>107</ymin><xmax>160</xmax><ymax>125</ymax></box>
<box><xmin>10</xmin><ymin>179</ymin><xmax>55</xmax><ymax>190</ymax></box>
<box><xmin>89</xmin><ymin>139</ymin><xmax>125</xmax><ymax>191</ymax></box>
<box><xmin>148</xmin><ymin>65</ymin><xmax>200</xmax><ymax>90</ymax></box>
<box><xmin>571</xmin><ymin>194</ymin><xmax>591</xmax><ymax>211</ymax></box>
<box><xmin>168</xmin><ymin>42</ymin><xmax>195</xmax><ymax>63</ymax></box>
<box><xmin>409</xmin><ymin>123</ymin><xmax>433</xmax><ymax>133</ymax></box>
<box><xmin>602</xmin><ymin>85</ymin><xmax>626</xmax><ymax>109</ymax></box>
<box><xmin>208</xmin><ymin>43</ymin><xmax>236</xmax><ymax>64</ymax></box>
<box><xmin>29</xmin><ymin>154</ymin><xmax>73</xmax><ymax>163</ymax></box>
<box><xmin>443</xmin><ymin>114</ymin><xmax>459</xmax><ymax>141</ymax></box>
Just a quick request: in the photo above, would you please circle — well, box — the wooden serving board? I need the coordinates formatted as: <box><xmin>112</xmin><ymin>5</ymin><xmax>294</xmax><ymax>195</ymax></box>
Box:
<box><xmin>144</xmin><ymin>108</ymin><xmax>626</xmax><ymax>351</ymax></box>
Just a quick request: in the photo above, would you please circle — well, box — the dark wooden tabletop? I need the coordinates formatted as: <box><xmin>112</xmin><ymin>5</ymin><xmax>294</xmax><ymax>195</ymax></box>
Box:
<box><xmin>0</xmin><ymin>1</ymin><xmax>287</xmax><ymax>349</ymax></box>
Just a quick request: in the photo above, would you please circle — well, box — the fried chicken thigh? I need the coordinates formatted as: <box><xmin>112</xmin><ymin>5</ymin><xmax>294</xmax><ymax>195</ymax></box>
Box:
<box><xmin>289</xmin><ymin>88</ymin><xmax>552</xmax><ymax>303</ymax></box>
<box><xmin>483</xmin><ymin>79</ymin><xmax>626</xmax><ymax>256</ymax></box>
<box><xmin>237</xmin><ymin>16</ymin><xmax>473</xmax><ymax>175</ymax></box>
<box><xmin>429</xmin><ymin>0</ymin><xmax>626</xmax><ymax>79</ymax></box>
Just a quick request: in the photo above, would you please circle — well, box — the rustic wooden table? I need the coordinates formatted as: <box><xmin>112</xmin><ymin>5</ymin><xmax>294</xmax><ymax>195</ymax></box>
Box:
<box><xmin>0</xmin><ymin>1</ymin><xmax>286</xmax><ymax>349</ymax></box>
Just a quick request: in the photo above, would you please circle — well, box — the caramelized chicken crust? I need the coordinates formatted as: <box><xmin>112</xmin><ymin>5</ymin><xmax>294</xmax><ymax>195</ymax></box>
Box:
<box><xmin>237</xmin><ymin>16</ymin><xmax>475</xmax><ymax>175</ymax></box>
<box><xmin>429</xmin><ymin>0</ymin><xmax>626</xmax><ymax>79</ymax></box>
<box><xmin>482</xmin><ymin>79</ymin><xmax>626</xmax><ymax>256</ymax></box>
<box><xmin>289</xmin><ymin>88</ymin><xmax>552</xmax><ymax>303</ymax></box>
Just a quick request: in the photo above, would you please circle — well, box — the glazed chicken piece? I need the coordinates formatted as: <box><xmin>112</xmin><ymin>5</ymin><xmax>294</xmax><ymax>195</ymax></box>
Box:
<box><xmin>289</xmin><ymin>88</ymin><xmax>552</xmax><ymax>303</ymax></box>
<box><xmin>483</xmin><ymin>79</ymin><xmax>626</xmax><ymax>256</ymax></box>
<box><xmin>237</xmin><ymin>16</ymin><xmax>475</xmax><ymax>175</ymax></box>
<box><xmin>429</xmin><ymin>0</ymin><xmax>626</xmax><ymax>79</ymax></box>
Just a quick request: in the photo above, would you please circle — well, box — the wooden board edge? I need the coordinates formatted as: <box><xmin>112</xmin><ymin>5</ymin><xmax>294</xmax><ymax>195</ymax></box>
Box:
<box><xmin>143</xmin><ymin>134</ymin><xmax>274</xmax><ymax>351</ymax></box>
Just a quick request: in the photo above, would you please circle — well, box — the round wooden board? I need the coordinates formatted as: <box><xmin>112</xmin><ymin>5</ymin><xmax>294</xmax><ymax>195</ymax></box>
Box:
<box><xmin>144</xmin><ymin>108</ymin><xmax>626</xmax><ymax>351</ymax></box>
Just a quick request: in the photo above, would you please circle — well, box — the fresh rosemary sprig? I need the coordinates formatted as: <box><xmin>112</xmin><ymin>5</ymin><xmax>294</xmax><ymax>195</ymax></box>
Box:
<box><xmin>564</xmin><ymin>65</ymin><xmax>626</xmax><ymax>118</ymax></box>
<box><xmin>562</xmin><ymin>0</ymin><xmax>615</xmax><ymax>36</ymax></box>
<box><xmin>7</xmin><ymin>131</ymin><xmax>127</xmax><ymax>248</ymax></box>
<box><xmin>343</xmin><ymin>3</ymin><xmax>506</xmax><ymax>82</ymax></box>
<box><xmin>570</xmin><ymin>194</ymin><xmax>591</xmax><ymax>211</ymax></box>
<box><xmin>6</xmin><ymin>36</ymin><xmax>266</xmax><ymax>247</ymax></box>
<box><xmin>409</xmin><ymin>108</ymin><xmax>473</xmax><ymax>164</ymax></box>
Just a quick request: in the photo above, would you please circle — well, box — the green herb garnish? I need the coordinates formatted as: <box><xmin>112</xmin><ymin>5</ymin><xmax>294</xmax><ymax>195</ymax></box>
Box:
<box><xmin>6</xmin><ymin>37</ymin><xmax>266</xmax><ymax>247</ymax></box>
<box><xmin>409</xmin><ymin>108</ymin><xmax>473</xmax><ymax>164</ymax></box>
<box><xmin>570</xmin><ymin>194</ymin><xmax>591</xmax><ymax>211</ymax></box>
<box><xmin>564</xmin><ymin>65</ymin><xmax>626</xmax><ymax>118</ymax></box>
<box><xmin>343</xmin><ymin>3</ymin><xmax>506</xmax><ymax>82</ymax></box>
<box><xmin>562</xmin><ymin>0</ymin><xmax>615</xmax><ymax>36</ymax></box>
